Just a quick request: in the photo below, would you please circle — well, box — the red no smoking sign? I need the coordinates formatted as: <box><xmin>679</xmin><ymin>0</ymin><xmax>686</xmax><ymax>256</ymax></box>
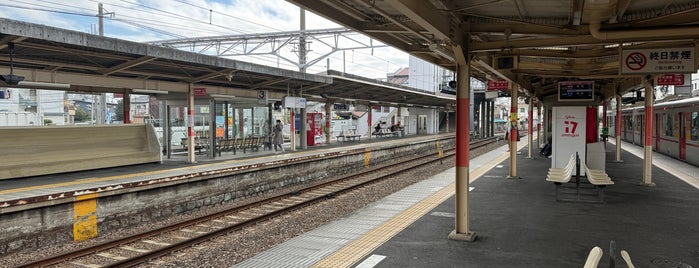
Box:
<box><xmin>625</xmin><ymin>52</ymin><xmax>646</xmax><ymax>71</ymax></box>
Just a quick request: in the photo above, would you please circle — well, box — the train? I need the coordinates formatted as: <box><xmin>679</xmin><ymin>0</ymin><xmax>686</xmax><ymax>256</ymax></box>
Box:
<box><xmin>606</xmin><ymin>96</ymin><xmax>699</xmax><ymax>167</ymax></box>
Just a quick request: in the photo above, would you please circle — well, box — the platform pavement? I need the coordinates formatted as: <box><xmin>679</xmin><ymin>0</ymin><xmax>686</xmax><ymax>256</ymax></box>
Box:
<box><xmin>0</xmin><ymin>134</ymin><xmax>444</xmax><ymax>202</ymax></box>
<box><xmin>236</xmin><ymin>138</ymin><xmax>699</xmax><ymax>268</ymax></box>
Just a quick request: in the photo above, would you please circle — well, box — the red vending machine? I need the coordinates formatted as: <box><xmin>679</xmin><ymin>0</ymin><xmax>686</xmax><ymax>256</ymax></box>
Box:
<box><xmin>306</xmin><ymin>112</ymin><xmax>324</xmax><ymax>146</ymax></box>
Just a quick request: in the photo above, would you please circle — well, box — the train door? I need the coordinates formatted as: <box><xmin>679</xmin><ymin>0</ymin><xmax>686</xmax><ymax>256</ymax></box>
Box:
<box><xmin>654</xmin><ymin>112</ymin><xmax>660</xmax><ymax>151</ymax></box>
<box><xmin>418</xmin><ymin>115</ymin><xmax>427</xmax><ymax>134</ymax></box>
<box><xmin>679</xmin><ymin>112</ymin><xmax>686</xmax><ymax>160</ymax></box>
<box><xmin>637</xmin><ymin>114</ymin><xmax>643</xmax><ymax>145</ymax></box>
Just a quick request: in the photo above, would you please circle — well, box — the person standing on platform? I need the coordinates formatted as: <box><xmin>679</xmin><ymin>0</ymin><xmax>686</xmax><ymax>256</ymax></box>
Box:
<box><xmin>273</xmin><ymin>120</ymin><xmax>284</xmax><ymax>152</ymax></box>
<box><xmin>505</xmin><ymin>121</ymin><xmax>512</xmax><ymax>152</ymax></box>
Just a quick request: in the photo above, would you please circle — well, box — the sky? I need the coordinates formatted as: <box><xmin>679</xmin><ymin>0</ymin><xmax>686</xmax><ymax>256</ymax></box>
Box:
<box><xmin>0</xmin><ymin>0</ymin><xmax>410</xmax><ymax>79</ymax></box>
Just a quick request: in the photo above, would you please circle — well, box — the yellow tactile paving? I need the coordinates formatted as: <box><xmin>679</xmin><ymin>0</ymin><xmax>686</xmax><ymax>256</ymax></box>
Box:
<box><xmin>312</xmin><ymin>147</ymin><xmax>512</xmax><ymax>268</ymax></box>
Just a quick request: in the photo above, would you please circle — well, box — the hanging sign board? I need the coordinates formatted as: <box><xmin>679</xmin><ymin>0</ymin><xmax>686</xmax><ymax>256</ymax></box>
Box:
<box><xmin>621</xmin><ymin>47</ymin><xmax>694</xmax><ymax>74</ymax></box>
<box><xmin>656</xmin><ymin>74</ymin><xmax>686</xmax><ymax>86</ymax></box>
<box><xmin>257</xmin><ymin>90</ymin><xmax>268</xmax><ymax>105</ymax></box>
<box><xmin>193</xmin><ymin>87</ymin><xmax>207</xmax><ymax>97</ymax></box>
<box><xmin>487</xmin><ymin>80</ymin><xmax>509</xmax><ymax>90</ymax></box>
<box><xmin>558</xmin><ymin>81</ymin><xmax>594</xmax><ymax>101</ymax></box>
<box><xmin>282</xmin><ymin>96</ymin><xmax>306</xmax><ymax>109</ymax></box>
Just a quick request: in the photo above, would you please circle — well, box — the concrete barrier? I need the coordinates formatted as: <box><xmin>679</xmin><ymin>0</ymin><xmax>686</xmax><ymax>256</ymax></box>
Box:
<box><xmin>0</xmin><ymin>124</ymin><xmax>162</xmax><ymax>180</ymax></box>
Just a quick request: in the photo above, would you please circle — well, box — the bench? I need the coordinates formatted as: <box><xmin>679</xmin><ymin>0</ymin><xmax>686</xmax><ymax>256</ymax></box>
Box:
<box><xmin>546</xmin><ymin>153</ymin><xmax>576</xmax><ymax>184</ymax></box>
<box><xmin>620</xmin><ymin>250</ymin><xmax>635</xmax><ymax>268</ymax></box>
<box><xmin>583</xmin><ymin>163</ymin><xmax>614</xmax><ymax>202</ymax></box>
<box><xmin>214</xmin><ymin>138</ymin><xmax>236</xmax><ymax>156</ymax></box>
<box><xmin>242</xmin><ymin>135</ymin><xmax>266</xmax><ymax>153</ymax></box>
<box><xmin>337</xmin><ymin>129</ymin><xmax>361</xmax><ymax>141</ymax></box>
<box><xmin>546</xmin><ymin>153</ymin><xmax>578</xmax><ymax>201</ymax></box>
<box><xmin>546</xmin><ymin>152</ymin><xmax>615</xmax><ymax>203</ymax></box>
<box><xmin>372</xmin><ymin>128</ymin><xmax>398</xmax><ymax>138</ymax></box>
<box><xmin>583</xmin><ymin>246</ymin><xmax>603</xmax><ymax>268</ymax></box>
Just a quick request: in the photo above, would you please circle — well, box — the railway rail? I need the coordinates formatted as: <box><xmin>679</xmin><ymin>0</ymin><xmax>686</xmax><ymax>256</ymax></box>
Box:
<box><xmin>16</xmin><ymin>137</ymin><xmax>499</xmax><ymax>268</ymax></box>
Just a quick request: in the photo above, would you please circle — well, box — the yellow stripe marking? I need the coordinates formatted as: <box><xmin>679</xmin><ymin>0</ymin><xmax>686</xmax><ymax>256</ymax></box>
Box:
<box><xmin>312</xmin><ymin>149</ymin><xmax>508</xmax><ymax>267</ymax></box>
<box><xmin>73</xmin><ymin>193</ymin><xmax>98</xmax><ymax>241</ymax></box>
<box><xmin>364</xmin><ymin>148</ymin><xmax>371</xmax><ymax>167</ymax></box>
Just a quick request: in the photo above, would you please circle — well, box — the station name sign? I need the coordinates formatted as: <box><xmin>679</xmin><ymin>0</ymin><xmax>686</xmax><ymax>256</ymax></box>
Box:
<box><xmin>621</xmin><ymin>47</ymin><xmax>694</xmax><ymax>74</ymax></box>
<box><xmin>283</xmin><ymin>96</ymin><xmax>306</xmax><ymax>109</ymax></box>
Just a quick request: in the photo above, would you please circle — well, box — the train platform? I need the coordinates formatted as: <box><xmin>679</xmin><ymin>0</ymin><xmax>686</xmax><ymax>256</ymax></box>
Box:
<box><xmin>235</xmin><ymin>140</ymin><xmax>699</xmax><ymax>268</ymax></box>
<box><xmin>0</xmin><ymin>134</ymin><xmax>451</xmax><ymax>208</ymax></box>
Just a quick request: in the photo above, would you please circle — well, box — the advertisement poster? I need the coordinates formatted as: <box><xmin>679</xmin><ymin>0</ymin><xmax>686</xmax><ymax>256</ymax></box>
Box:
<box><xmin>552</xmin><ymin>106</ymin><xmax>587</xmax><ymax>175</ymax></box>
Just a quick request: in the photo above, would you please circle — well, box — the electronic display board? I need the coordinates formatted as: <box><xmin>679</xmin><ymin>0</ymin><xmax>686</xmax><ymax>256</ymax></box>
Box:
<box><xmin>558</xmin><ymin>81</ymin><xmax>594</xmax><ymax>101</ymax></box>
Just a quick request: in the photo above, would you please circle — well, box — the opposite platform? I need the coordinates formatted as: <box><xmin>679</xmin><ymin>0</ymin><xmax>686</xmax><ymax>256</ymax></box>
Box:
<box><xmin>237</xmin><ymin>139</ymin><xmax>699</xmax><ymax>268</ymax></box>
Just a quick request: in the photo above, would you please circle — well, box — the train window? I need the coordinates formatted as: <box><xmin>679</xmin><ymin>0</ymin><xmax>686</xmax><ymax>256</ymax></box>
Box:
<box><xmin>664</xmin><ymin>113</ymin><xmax>673</xmax><ymax>137</ymax></box>
<box><xmin>692</xmin><ymin>112</ymin><xmax>699</xmax><ymax>141</ymax></box>
<box><xmin>627</xmin><ymin>116</ymin><xmax>632</xmax><ymax>131</ymax></box>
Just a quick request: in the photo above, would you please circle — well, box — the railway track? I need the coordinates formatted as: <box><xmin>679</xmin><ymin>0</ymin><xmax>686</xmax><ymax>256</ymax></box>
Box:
<box><xmin>16</xmin><ymin>137</ymin><xmax>499</xmax><ymax>268</ymax></box>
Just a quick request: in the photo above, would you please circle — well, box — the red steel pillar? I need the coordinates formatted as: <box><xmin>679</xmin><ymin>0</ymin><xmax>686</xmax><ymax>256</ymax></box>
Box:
<box><xmin>368</xmin><ymin>106</ymin><xmax>373</xmax><ymax>139</ymax></box>
<box><xmin>537</xmin><ymin>100</ymin><xmax>541</xmax><ymax>148</ymax></box>
<box><xmin>325</xmin><ymin>101</ymin><xmax>331</xmax><ymax>144</ymax></box>
<box><xmin>448</xmin><ymin>45</ymin><xmax>475</xmax><ymax>241</ymax></box>
<box><xmin>508</xmin><ymin>83</ymin><xmax>519</xmax><ymax>178</ymax></box>
<box><xmin>187</xmin><ymin>84</ymin><xmax>195</xmax><ymax>163</ymax></box>
<box><xmin>123</xmin><ymin>90</ymin><xmax>131</xmax><ymax>124</ymax></box>
<box><xmin>290</xmin><ymin>109</ymin><xmax>295</xmax><ymax>151</ymax></box>
<box><xmin>527</xmin><ymin>98</ymin><xmax>534</xmax><ymax>158</ymax></box>
<box><xmin>642</xmin><ymin>81</ymin><xmax>654</xmax><ymax>186</ymax></box>
<box><xmin>615</xmin><ymin>94</ymin><xmax>623</xmax><ymax>162</ymax></box>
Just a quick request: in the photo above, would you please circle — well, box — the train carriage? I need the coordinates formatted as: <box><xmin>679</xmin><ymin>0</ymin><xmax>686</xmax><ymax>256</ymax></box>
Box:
<box><xmin>611</xmin><ymin>97</ymin><xmax>699</xmax><ymax>167</ymax></box>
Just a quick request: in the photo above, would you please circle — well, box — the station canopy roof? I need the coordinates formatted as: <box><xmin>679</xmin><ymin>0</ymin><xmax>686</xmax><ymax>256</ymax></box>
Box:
<box><xmin>286</xmin><ymin>0</ymin><xmax>699</xmax><ymax>103</ymax></box>
<box><xmin>0</xmin><ymin>18</ymin><xmax>455</xmax><ymax>108</ymax></box>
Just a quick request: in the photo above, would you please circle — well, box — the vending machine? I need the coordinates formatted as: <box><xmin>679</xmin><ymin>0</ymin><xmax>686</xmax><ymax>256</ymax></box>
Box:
<box><xmin>306</xmin><ymin>112</ymin><xmax>324</xmax><ymax>146</ymax></box>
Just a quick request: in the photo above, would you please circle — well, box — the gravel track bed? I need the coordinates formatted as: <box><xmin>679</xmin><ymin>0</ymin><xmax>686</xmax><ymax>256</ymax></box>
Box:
<box><xmin>3</xmin><ymin>144</ymin><xmax>496</xmax><ymax>267</ymax></box>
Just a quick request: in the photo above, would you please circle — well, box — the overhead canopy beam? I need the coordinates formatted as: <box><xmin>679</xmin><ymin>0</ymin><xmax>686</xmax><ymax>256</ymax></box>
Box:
<box><xmin>384</xmin><ymin>0</ymin><xmax>454</xmax><ymax>43</ymax></box>
<box><xmin>98</xmin><ymin>56</ymin><xmax>156</xmax><ymax>75</ymax></box>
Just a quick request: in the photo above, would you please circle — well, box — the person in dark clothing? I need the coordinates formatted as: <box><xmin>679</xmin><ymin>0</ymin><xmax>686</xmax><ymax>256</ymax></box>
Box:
<box><xmin>273</xmin><ymin>120</ymin><xmax>284</xmax><ymax>152</ymax></box>
<box><xmin>374</xmin><ymin>122</ymin><xmax>383</xmax><ymax>136</ymax></box>
<box><xmin>540</xmin><ymin>136</ymin><xmax>552</xmax><ymax>157</ymax></box>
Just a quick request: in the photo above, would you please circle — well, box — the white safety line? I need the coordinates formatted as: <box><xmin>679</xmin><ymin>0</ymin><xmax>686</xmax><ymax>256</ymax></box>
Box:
<box><xmin>609</xmin><ymin>140</ymin><xmax>699</xmax><ymax>189</ymax></box>
<box><xmin>355</xmin><ymin>254</ymin><xmax>387</xmax><ymax>268</ymax></box>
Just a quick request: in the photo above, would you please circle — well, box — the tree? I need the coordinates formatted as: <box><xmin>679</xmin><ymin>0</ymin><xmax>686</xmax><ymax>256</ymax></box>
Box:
<box><xmin>74</xmin><ymin>106</ymin><xmax>89</xmax><ymax>122</ymax></box>
<box><xmin>115</xmin><ymin>99</ymin><xmax>124</xmax><ymax>121</ymax></box>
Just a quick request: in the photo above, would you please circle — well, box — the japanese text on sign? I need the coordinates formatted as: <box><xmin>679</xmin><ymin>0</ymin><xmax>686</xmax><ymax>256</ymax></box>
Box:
<box><xmin>487</xmin><ymin>80</ymin><xmax>509</xmax><ymax>90</ymax></box>
<box><xmin>656</xmin><ymin>74</ymin><xmax>685</xmax><ymax>86</ymax></box>
<box><xmin>193</xmin><ymin>88</ymin><xmax>206</xmax><ymax>96</ymax></box>
<box><xmin>621</xmin><ymin>47</ymin><xmax>694</xmax><ymax>74</ymax></box>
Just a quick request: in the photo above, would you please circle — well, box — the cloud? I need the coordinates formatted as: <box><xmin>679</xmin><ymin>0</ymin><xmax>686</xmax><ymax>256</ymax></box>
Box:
<box><xmin>0</xmin><ymin>0</ymin><xmax>407</xmax><ymax>78</ymax></box>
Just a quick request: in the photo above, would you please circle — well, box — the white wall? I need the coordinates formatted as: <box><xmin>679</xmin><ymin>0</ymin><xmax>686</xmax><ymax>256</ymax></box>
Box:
<box><xmin>0</xmin><ymin>112</ymin><xmax>38</xmax><ymax>126</ymax></box>
<box><xmin>408</xmin><ymin>56</ymin><xmax>438</xmax><ymax>92</ymax></box>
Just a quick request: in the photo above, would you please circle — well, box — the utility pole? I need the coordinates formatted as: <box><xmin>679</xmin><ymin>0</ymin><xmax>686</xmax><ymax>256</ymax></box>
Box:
<box><xmin>98</xmin><ymin>3</ymin><xmax>113</xmax><ymax>124</ymax></box>
<box><xmin>298</xmin><ymin>9</ymin><xmax>307</xmax><ymax>73</ymax></box>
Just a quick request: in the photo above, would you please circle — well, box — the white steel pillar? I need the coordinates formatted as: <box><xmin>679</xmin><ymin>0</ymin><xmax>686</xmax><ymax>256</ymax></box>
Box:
<box><xmin>642</xmin><ymin>81</ymin><xmax>655</xmax><ymax>186</ymax></box>
<box><xmin>527</xmin><ymin>97</ymin><xmax>534</xmax><ymax>158</ymax></box>
<box><xmin>615</xmin><ymin>94</ymin><xmax>623</xmax><ymax>162</ymax></box>
<box><xmin>325</xmin><ymin>101</ymin><xmax>331</xmax><ymax>144</ymax></box>
<box><xmin>449</xmin><ymin>45</ymin><xmax>476</xmax><ymax>241</ymax></box>
<box><xmin>508</xmin><ymin>83</ymin><xmax>519</xmax><ymax>179</ymax></box>
<box><xmin>537</xmin><ymin>100</ymin><xmax>541</xmax><ymax>148</ymax></box>
<box><xmin>368</xmin><ymin>106</ymin><xmax>373</xmax><ymax>139</ymax></box>
<box><xmin>187</xmin><ymin>83</ymin><xmax>195</xmax><ymax>163</ymax></box>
